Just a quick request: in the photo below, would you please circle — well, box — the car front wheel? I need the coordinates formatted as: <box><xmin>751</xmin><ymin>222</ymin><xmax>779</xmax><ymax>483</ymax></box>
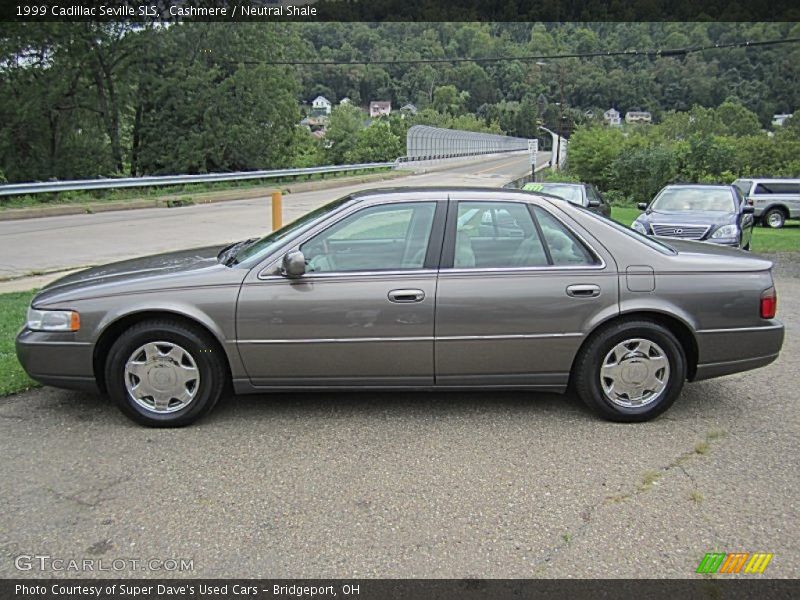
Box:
<box><xmin>105</xmin><ymin>319</ymin><xmax>226</xmax><ymax>427</ymax></box>
<box><xmin>574</xmin><ymin>320</ymin><xmax>687</xmax><ymax>422</ymax></box>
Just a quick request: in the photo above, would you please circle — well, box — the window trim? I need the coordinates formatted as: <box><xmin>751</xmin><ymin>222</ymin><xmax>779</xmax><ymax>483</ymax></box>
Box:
<box><xmin>440</xmin><ymin>199</ymin><xmax>605</xmax><ymax>271</ymax></box>
<box><xmin>256</xmin><ymin>199</ymin><xmax>447</xmax><ymax>280</ymax></box>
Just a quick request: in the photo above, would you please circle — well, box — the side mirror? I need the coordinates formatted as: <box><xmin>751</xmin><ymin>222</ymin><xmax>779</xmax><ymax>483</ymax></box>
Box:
<box><xmin>587</xmin><ymin>199</ymin><xmax>601</xmax><ymax>208</ymax></box>
<box><xmin>742</xmin><ymin>206</ymin><xmax>755</xmax><ymax>215</ymax></box>
<box><xmin>281</xmin><ymin>251</ymin><xmax>306</xmax><ymax>278</ymax></box>
<box><xmin>637</xmin><ymin>202</ymin><xmax>648</xmax><ymax>211</ymax></box>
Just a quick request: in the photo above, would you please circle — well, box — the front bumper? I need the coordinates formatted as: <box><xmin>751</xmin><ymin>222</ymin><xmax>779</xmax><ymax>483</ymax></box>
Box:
<box><xmin>693</xmin><ymin>321</ymin><xmax>784</xmax><ymax>381</ymax></box>
<box><xmin>15</xmin><ymin>328</ymin><xmax>100</xmax><ymax>394</ymax></box>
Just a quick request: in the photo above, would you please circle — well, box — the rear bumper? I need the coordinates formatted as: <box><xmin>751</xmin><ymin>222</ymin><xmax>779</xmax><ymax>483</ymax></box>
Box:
<box><xmin>15</xmin><ymin>328</ymin><xmax>100</xmax><ymax>394</ymax></box>
<box><xmin>692</xmin><ymin>321</ymin><xmax>784</xmax><ymax>381</ymax></box>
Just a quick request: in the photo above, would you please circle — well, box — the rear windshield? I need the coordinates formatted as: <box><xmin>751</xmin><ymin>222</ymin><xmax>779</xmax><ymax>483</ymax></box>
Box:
<box><xmin>573</xmin><ymin>205</ymin><xmax>677</xmax><ymax>255</ymax></box>
<box><xmin>523</xmin><ymin>183</ymin><xmax>583</xmax><ymax>205</ymax></box>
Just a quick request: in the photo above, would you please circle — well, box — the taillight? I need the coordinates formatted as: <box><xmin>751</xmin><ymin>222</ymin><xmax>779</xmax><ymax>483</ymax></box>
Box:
<box><xmin>760</xmin><ymin>287</ymin><xmax>777</xmax><ymax>319</ymax></box>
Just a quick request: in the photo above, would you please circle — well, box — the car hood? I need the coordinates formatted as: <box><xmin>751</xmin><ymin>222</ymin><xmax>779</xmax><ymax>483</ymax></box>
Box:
<box><xmin>33</xmin><ymin>245</ymin><xmax>235</xmax><ymax>305</ymax></box>
<box><xmin>638</xmin><ymin>210</ymin><xmax>734</xmax><ymax>226</ymax></box>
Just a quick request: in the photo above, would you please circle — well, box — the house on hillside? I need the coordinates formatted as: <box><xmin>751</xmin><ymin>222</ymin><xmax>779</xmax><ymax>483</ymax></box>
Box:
<box><xmin>625</xmin><ymin>110</ymin><xmax>652</xmax><ymax>124</ymax></box>
<box><xmin>603</xmin><ymin>108</ymin><xmax>621</xmax><ymax>126</ymax></box>
<box><xmin>369</xmin><ymin>101</ymin><xmax>392</xmax><ymax>118</ymax></box>
<box><xmin>400</xmin><ymin>103</ymin><xmax>418</xmax><ymax>117</ymax></box>
<box><xmin>772</xmin><ymin>113</ymin><xmax>793</xmax><ymax>127</ymax></box>
<box><xmin>339</xmin><ymin>97</ymin><xmax>352</xmax><ymax>105</ymax></box>
<box><xmin>311</xmin><ymin>95</ymin><xmax>332</xmax><ymax>115</ymax></box>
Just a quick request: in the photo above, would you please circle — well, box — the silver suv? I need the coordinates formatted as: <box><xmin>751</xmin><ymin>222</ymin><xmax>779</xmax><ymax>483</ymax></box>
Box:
<box><xmin>733</xmin><ymin>178</ymin><xmax>800</xmax><ymax>229</ymax></box>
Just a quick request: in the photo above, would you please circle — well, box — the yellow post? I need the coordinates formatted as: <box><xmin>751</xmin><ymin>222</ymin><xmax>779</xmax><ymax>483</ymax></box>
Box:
<box><xmin>271</xmin><ymin>190</ymin><xmax>283</xmax><ymax>231</ymax></box>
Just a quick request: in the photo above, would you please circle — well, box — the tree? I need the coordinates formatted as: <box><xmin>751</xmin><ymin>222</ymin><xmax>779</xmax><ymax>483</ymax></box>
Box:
<box><xmin>324</xmin><ymin>103</ymin><xmax>365</xmax><ymax>164</ymax></box>
<box><xmin>433</xmin><ymin>85</ymin><xmax>469</xmax><ymax>116</ymax></box>
<box><xmin>345</xmin><ymin>122</ymin><xmax>403</xmax><ymax>163</ymax></box>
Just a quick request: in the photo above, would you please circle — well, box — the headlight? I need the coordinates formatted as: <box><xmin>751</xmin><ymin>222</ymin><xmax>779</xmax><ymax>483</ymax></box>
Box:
<box><xmin>631</xmin><ymin>220</ymin><xmax>647</xmax><ymax>234</ymax></box>
<box><xmin>711</xmin><ymin>224</ymin><xmax>738</xmax><ymax>239</ymax></box>
<box><xmin>26</xmin><ymin>308</ymin><xmax>80</xmax><ymax>332</ymax></box>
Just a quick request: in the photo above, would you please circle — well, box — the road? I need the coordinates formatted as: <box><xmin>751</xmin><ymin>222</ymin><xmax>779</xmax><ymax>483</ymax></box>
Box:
<box><xmin>0</xmin><ymin>152</ymin><xmax>540</xmax><ymax>284</ymax></box>
<box><xmin>0</xmin><ymin>272</ymin><xmax>797</xmax><ymax>579</ymax></box>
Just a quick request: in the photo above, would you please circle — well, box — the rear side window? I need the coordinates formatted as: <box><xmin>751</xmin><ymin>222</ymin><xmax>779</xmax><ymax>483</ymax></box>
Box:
<box><xmin>454</xmin><ymin>202</ymin><xmax>548</xmax><ymax>268</ymax></box>
<box><xmin>754</xmin><ymin>182</ymin><xmax>800</xmax><ymax>194</ymax></box>
<box><xmin>532</xmin><ymin>206</ymin><xmax>598</xmax><ymax>266</ymax></box>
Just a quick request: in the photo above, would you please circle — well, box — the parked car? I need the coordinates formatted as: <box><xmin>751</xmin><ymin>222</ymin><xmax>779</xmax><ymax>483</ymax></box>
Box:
<box><xmin>521</xmin><ymin>182</ymin><xmax>611</xmax><ymax>217</ymax></box>
<box><xmin>632</xmin><ymin>184</ymin><xmax>755</xmax><ymax>249</ymax></box>
<box><xmin>17</xmin><ymin>187</ymin><xmax>783</xmax><ymax>427</ymax></box>
<box><xmin>733</xmin><ymin>178</ymin><xmax>800</xmax><ymax>229</ymax></box>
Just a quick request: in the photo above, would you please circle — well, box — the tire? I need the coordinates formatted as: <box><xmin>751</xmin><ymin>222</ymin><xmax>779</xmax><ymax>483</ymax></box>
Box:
<box><xmin>762</xmin><ymin>208</ymin><xmax>786</xmax><ymax>229</ymax></box>
<box><xmin>573</xmin><ymin>319</ymin><xmax>687</xmax><ymax>422</ymax></box>
<box><xmin>105</xmin><ymin>319</ymin><xmax>226</xmax><ymax>427</ymax></box>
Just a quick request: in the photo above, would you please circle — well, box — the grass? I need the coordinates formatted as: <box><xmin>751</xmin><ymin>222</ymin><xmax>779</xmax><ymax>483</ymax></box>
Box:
<box><xmin>689</xmin><ymin>490</ymin><xmax>704</xmax><ymax>503</ymax></box>
<box><xmin>694</xmin><ymin>441</ymin><xmax>710</xmax><ymax>455</ymax></box>
<box><xmin>610</xmin><ymin>206</ymin><xmax>800</xmax><ymax>253</ymax></box>
<box><xmin>0</xmin><ymin>290</ymin><xmax>38</xmax><ymax>396</ymax></box>
<box><xmin>0</xmin><ymin>167</ymin><xmax>395</xmax><ymax>210</ymax></box>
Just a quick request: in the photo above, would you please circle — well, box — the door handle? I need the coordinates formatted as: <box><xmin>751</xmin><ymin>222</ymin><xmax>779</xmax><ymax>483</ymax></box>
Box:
<box><xmin>388</xmin><ymin>289</ymin><xmax>425</xmax><ymax>303</ymax></box>
<box><xmin>566</xmin><ymin>284</ymin><xmax>601</xmax><ymax>298</ymax></box>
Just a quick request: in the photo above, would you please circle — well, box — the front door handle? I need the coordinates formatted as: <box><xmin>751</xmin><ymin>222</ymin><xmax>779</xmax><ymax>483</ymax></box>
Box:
<box><xmin>566</xmin><ymin>284</ymin><xmax>601</xmax><ymax>298</ymax></box>
<box><xmin>388</xmin><ymin>289</ymin><xmax>425</xmax><ymax>303</ymax></box>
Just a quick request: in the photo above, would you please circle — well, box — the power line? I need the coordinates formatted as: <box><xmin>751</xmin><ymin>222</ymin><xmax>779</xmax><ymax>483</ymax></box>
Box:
<box><xmin>247</xmin><ymin>36</ymin><xmax>800</xmax><ymax>66</ymax></box>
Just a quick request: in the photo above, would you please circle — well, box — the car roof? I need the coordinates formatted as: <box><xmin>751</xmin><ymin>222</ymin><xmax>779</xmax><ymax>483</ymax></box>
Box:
<box><xmin>348</xmin><ymin>186</ymin><xmax>560</xmax><ymax>202</ymax></box>
<box><xmin>663</xmin><ymin>183</ymin><xmax>733</xmax><ymax>189</ymax></box>
<box><xmin>734</xmin><ymin>177</ymin><xmax>800</xmax><ymax>183</ymax></box>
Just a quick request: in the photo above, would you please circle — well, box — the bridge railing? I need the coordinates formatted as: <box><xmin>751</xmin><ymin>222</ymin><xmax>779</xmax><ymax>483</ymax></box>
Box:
<box><xmin>405</xmin><ymin>125</ymin><xmax>531</xmax><ymax>161</ymax></box>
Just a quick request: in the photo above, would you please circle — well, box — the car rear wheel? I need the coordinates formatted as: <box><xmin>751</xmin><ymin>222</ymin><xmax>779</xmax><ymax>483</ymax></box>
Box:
<box><xmin>762</xmin><ymin>208</ymin><xmax>786</xmax><ymax>229</ymax></box>
<box><xmin>573</xmin><ymin>320</ymin><xmax>686</xmax><ymax>422</ymax></box>
<box><xmin>105</xmin><ymin>319</ymin><xmax>226</xmax><ymax>427</ymax></box>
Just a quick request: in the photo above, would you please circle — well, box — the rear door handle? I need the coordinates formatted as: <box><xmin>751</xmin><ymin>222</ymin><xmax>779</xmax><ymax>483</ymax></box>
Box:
<box><xmin>388</xmin><ymin>289</ymin><xmax>425</xmax><ymax>303</ymax></box>
<box><xmin>566</xmin><ymin>284</ymin><xmax>601</xmax><ymax>298</ymax></box>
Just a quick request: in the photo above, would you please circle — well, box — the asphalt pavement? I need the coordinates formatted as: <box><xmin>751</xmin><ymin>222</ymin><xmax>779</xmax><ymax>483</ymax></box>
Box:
<box><xmin>1</xmin><ymin>271</ymin><xmax>798</xmax><ymax>579</ymax></box>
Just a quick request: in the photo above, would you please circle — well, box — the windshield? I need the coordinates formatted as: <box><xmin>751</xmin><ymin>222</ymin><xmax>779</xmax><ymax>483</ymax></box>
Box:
<box><xmin>231</xmin><ymin>195</ymin><xmax>354</xmax><ymax>265</ymax></box>
<box><xmin>523</xmin><ymin>183</ymin><xmax>583</xmax><ymax>205</ymax></box>
<box><xmin>650</xmin><ymin>187</ymin><xmax>735</xmax><ymax>212</ymax></box>
<box><xmin>573</xmin><ymin>205</ymin><xmax>677</xmax><ymax>255</ymax></box>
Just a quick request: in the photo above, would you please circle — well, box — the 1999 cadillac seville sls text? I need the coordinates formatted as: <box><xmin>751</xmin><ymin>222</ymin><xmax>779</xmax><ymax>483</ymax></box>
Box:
<box><xmin>16</xmin><ymin>188</ymin><xmax>784</xmax><ymax>426</ymax></box>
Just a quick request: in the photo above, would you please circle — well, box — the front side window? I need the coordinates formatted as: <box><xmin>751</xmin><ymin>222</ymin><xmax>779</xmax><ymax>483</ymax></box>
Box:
<box><xmin>300</xmin><ymin>202</ymin><xmax>436</xmax><ymax>273</ymax></box>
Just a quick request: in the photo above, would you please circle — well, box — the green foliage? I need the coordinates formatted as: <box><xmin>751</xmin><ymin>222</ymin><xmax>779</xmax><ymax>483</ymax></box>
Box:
<box><xmin>539</xmin><ymin>170</ymin><xmax>582</xmax><ymax>183</ymax></box>
<box><xmin>324</xmin><ymin>103</ymin><xmax>366</xmax><ymax>164</ymax></box>
<box><xmin>566</xmin><ymin>102</ymin><xmax>800</xmax><ymax>204</ymax></box>
<box><xmin>433</xmin><ymin>85</ymin><xmax>470</xmax><ymax>116</ymax></box>
<box><xmin>2</xmin><ymin>22</ymin><xmax>799</xmax><ymax>182</ymax></box>
<box><xmin>345</xmin><ymin>122</ymin><xmax>404</xmax><ymax>163</ymax></box>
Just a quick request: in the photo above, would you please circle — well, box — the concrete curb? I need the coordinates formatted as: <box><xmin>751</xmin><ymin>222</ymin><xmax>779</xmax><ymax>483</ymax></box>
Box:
<box><xmin>0</xmin><ymin>170</ymin><xmax>410</xmax><ymax>222</ymax></box>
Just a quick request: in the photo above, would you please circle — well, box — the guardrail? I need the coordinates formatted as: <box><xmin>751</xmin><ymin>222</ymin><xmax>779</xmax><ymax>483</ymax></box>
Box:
<box><xmin>0</xmin><ymin>162</ymin><xmax>396</xmax><ymax>197</ymax></box>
